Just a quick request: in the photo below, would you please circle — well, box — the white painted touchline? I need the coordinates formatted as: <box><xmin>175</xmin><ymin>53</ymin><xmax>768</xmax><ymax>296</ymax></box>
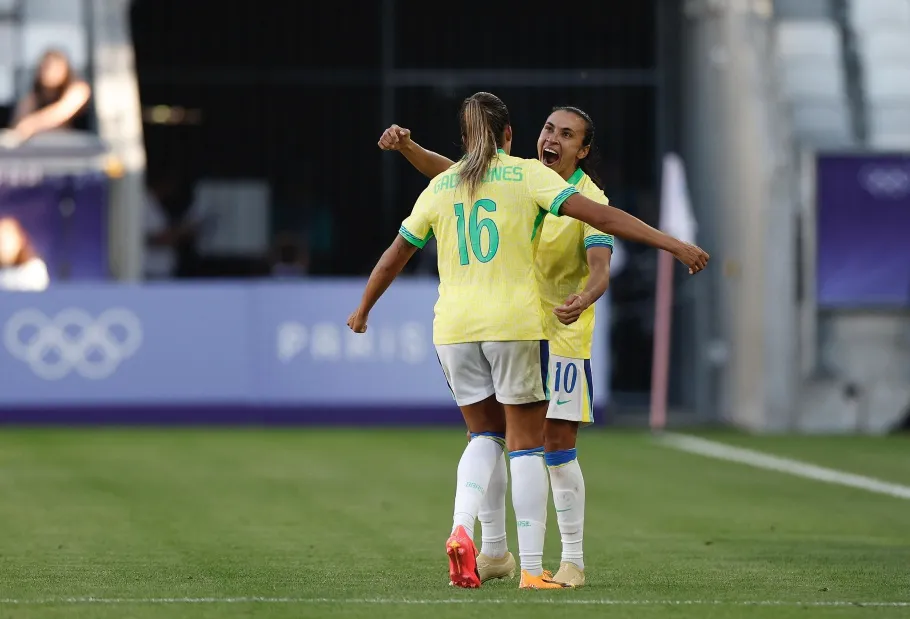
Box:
<box><xmin>0</xmin><ymin>597</ymin><xmax>907</xmax><ymax>607</ymax></box>
<box><xmin>658</xmin><ymin>433</ymin><xmax>910</xmax><ymax>500</ymax></box>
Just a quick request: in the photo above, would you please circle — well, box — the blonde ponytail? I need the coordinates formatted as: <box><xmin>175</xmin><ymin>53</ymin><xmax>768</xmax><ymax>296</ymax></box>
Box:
<box><xmin>458</xmin><ymin>99</ymin><xmax>497</xmax><ymax>196</ymax></box>
<box><xmin>456</xmin><ymin>92</ymin><xmax>511</xmax><ymax>197</ymax></box>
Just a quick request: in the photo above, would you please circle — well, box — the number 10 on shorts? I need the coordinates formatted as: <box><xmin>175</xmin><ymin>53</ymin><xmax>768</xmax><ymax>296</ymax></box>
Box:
<box><xmin>548</xmin><ymin>355</ymin><xmax>591</xmax><ymax>424</ymax></box>
<box><xmin>552</xmin><ymin>359</ymin><xmax>578</xmax><ymax>400</ymax></box>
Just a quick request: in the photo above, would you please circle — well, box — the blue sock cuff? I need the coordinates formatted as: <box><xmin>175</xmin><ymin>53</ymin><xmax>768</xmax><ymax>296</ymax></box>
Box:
<box><xmin>471</xmin><ymin>432</ymin><xmax>506</xmax><ymax>448</ymax></box>
<box><xmin>509</xmin><ymin>446</ymin><xmax>545</xmax><ymax>460</ymax></box>
<box><xmin>545</xmin><ymin>448</ymin><xmax>577</xmax><ymax>468</ymax></box>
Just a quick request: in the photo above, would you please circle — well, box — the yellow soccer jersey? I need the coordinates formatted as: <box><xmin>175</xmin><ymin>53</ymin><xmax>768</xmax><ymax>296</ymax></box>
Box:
<box><xmin>536</xmin><ymin>168</ymin><xmax>614</xmax><ymax>359</ymax></box>
<box><xmin>399</xmin><ymin>150</ymin><xmax>578</xmax><ymax>345</ymax></box>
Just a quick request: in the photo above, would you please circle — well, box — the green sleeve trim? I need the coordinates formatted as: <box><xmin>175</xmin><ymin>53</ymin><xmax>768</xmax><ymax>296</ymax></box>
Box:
<box><xmin>584</xmin><ymin>234</ymin><xmax>615</xmax><ymax>250</ymax></box>
<box><xmin>399</xmin><ymin>225</ymin><xmax>433</xmax><ymax>249</ymax></box>
<box><xmin>531</xmin><ymin>208</ymin><xmax>547</xmax><ymax>241</ymax></box>
<box><xmin>548</xmin><ymin>186</ymin><xmax>578</xmax><ymax>216</ymax></box>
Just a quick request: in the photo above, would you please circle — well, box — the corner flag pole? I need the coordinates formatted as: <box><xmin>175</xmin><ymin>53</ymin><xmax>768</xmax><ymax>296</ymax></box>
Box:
<box><xmin>650</xmin><ymin>153</ymin><xmax>697</xmax><ymax>432</ymax></box>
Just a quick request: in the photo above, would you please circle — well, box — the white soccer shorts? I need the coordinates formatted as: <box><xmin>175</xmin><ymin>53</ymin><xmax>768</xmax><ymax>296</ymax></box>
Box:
<box><xmin>545</xmin><ymin>354</ymin><xmax>594</xmax><ymax>425</ymax></box>
<box><xmin>435</xmin><ymin>340</ymin><xmax>549</xmax><ymax>406</ymax></box>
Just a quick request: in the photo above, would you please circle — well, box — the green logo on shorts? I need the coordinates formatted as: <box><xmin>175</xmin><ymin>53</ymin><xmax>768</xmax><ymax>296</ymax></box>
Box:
<box><xmin>556</xmin><ymin>399</ymin><xmax>571</xmax><ymax>406</ymax></box>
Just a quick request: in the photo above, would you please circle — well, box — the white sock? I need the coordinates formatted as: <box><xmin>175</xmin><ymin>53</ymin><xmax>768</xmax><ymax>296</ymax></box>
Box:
<box><xmin>546</xmin><ymin>448</ymin><xmax>585</xmax><ymax>570</ymax></box>
<box><xmin>509</xmin><ymin>447</ymin><xmax>548</xmax><ymax>576</ymax></box>
<box><xmin>478</xmin><ymin>449</ymin><xmax>508</xmax><ymax>558</ymax></box>
<box><xmin>451</xmin><ymin>435</ymin><xmax>503</xmax><ymax>540</ymax></box>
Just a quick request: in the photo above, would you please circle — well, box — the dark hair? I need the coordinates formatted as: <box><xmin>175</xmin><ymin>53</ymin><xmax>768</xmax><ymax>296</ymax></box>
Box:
<box><xmin>458</xmin><ymin>92</ymin><xmax>510</xmax><ymax>196</ymax></box>
<box><xmin>552</xmin><ymin>106</ymin><xmax>603</xmax><ymax>189</ymax></box>
<box><xmin>32</xmin><ymin>49</ymin><xmax>74</xmax><ymax>108</ymax></box>
<box><xmin>0</xmin><ymin>217</ymin><xmax>37</xmax><ymax>267</ymax></box>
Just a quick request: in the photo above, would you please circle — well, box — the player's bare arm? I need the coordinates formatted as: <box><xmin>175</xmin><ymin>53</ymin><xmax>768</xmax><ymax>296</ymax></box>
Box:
<box><xmin>559</xmin><ymin>194</ymin><xmax>709</xmax><ymax>274</ymax></box>
<box><xmin>554</xmin><ymin>246</ymin><xmax>612</xmax><ymax>325</ymax></box>
<box><xmin>347</xmin><ymin>235</ymin><xmax>418</xmax><ymax>333</ymax></box>
<box><xmin>378</xmin><ymin>125</ymin><xmax>455</xmax><ymax>179</ymax></box>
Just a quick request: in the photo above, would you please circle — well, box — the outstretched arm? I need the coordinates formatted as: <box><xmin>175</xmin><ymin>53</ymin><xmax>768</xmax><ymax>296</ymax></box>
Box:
<box><xmin>347</xmin><ymin>235</ymin><xmax>419</xmax><ymax>333</ymax></box>
<box><xmin>559</xmin><ymin>194</ymin><xmax>709</xmax><ymax>274</ymax></box>
<box><xmin>12</xmin><ymin>81</ymin><xmax>91</xmax><ymax>141</ymax></box>
<box><xmin>378</xmin><ymin>124</ymin><xmax>455</xmax><ymax>179</ymax></box>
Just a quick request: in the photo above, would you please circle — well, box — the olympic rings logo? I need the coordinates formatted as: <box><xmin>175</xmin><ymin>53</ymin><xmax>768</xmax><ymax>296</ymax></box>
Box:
<box><xmin>3</xmin><ymin>308</ymin><xmax>143</xmax><ymax>380</ymax></box>
<box><xmin>859</xmin><ymin>165</ymin><xmax>910</xmax><ymax>199</ymax></box>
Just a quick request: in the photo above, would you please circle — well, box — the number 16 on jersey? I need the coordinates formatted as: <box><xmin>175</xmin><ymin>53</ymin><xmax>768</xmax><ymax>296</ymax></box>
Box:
<box><xmin>454</xmin><ymin>199</ymin><xmax>500</xmax><ymax>265</ymax></box>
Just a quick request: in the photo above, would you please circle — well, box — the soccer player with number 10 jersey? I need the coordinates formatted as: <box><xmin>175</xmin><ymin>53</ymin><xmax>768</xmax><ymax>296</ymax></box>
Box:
<box><xmin>348</xmin><ymin>92</ymin><xmax>708</xmax><ymax>590</ymax></box>
<box><xmin>378</xmin><ymin>104</ymin><xmax>613</xmax><ymax>588</ymax></box>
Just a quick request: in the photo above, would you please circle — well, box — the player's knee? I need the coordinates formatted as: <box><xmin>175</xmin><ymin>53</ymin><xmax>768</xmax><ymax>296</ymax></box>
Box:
<box><xmin>544</xmin><ymin>419</ymin><xmax>579</xmax><ymax>452</ymax></box>
<box><xmin>460</xmin><ymin>395</ymin><xmax>505</xmax><ymax>435</ymax></box>
<box><xmin>504</xmin><ymin>402</ymin><xmax>546</xmax><ymax>451</ymax></box>
<box><xmin>506</xmin><ymin>431</ymin><xmax>543</xmax><ymax>453</ymax></box>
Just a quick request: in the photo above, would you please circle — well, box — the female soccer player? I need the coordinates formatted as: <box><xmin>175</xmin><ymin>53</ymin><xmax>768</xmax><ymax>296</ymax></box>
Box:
<box><xmin>348</xmin><ymin>92</ymin><xmax>707</xmax><ymax>590</ymax></box>
<box><xmin>377</xmin><ymin>106</ymin><xmax>611</xmax><ymax>587</ymax></box>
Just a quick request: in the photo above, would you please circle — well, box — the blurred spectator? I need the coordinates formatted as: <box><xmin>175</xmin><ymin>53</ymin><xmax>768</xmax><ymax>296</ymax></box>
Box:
<box><xmin>144</xmin><ymin>171</ymin><xmax>210</xmax><ymax>279</ymax></box>
<box><xmin>5</xmin><ymin>49</ymin><xmax>91</xmax><ymax>146</ymax></box>
<box><xmin>269</xmin><ymin>232</ymin><xmax>309</xmax><ymax>278</ymax></box>
<box><xmin>277</xmin><ymin>167</ymin><xmax>334</xmax><ymax>273</ymax></box>
<box><xmin>0</xmin><ymin>216</ymin><xmax>49</xmax><ymax>291</ymax></box>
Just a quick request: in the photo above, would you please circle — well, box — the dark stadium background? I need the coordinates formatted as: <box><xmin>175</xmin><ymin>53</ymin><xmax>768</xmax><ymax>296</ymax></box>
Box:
<box><xmin>129</xmin><ymin>0</ymin><xmax>688</xmax><ymax>408</ymax></box>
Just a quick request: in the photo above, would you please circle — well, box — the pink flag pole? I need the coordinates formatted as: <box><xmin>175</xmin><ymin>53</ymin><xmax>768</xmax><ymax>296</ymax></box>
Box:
<box><xmin>649</xmin><ymin>153</ymin><xmax>696</xmax><ymax>433</ymax></box>
<box><xmin>649</xmin><ymin>249</ymin><xmax>675</xmax><ymax>432</ymax></box>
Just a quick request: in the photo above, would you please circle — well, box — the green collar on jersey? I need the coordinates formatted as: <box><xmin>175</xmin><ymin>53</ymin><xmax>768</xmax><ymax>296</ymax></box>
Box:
<box><xmin>567</xmin><ymin>167</ymin><xmax>585</xmax><ymax>186</ymax></box>
<box><xmin>497</xmin><ymin>148</ymin><xmax>506</xmax><ymax>154</ymax></box>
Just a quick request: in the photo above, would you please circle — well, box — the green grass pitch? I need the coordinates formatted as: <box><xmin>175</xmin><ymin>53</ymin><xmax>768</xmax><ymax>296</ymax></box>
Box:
<box><xmin>0</xmin><ymin>428</ymin><xmax>908</xmax><ymax>618</ymax></box>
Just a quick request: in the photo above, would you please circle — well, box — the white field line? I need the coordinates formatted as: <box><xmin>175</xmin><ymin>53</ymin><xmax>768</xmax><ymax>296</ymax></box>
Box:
<box><xmin>0</xmin><ymin>597</ymin><xmax>907</xmax><ymax>607</ymax></box>
<box><xmin>658</xmin><ymin>433</ymin><xmax>910</xmax><ymax>500</ymax></box>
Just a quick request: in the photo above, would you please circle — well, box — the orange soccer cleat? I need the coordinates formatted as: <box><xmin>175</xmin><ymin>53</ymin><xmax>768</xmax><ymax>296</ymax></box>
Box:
<box><xmin>519</xmin><ymin>569</ymin><xmax>573</xmax><ymax>589</ymax></box>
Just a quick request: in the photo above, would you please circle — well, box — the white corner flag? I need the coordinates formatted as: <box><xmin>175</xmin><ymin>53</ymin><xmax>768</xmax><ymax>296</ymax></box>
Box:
<box><xmin>650</xmin><ymin>153</ymin><xmax>698</xmax><ymax>431</ymax></box>
<box><xmin>659</xmin><ymin>153</ymin><xmax>697</xmax><ymax>245</ymax></box>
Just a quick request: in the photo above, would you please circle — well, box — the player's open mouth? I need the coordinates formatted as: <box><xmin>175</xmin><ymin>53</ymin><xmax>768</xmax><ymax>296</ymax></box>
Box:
<box><xmin>541</xmin><ymin>147</ymin><xmax>560</xmax><ymax>167</ymax></box>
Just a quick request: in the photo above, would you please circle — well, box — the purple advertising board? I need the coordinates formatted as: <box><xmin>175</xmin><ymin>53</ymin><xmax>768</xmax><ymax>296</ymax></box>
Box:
<box><xmin>0</xmin><ymin>172</ymin><xmax>109</xmax><ymax>281</ymax></box>
<box><xmin>817</xmin><ymin>154</ymin><xmax>910</xmax><ymax>308</ymax></box>
<box><xmin>0</xmin><ymin>281</ymin><xmax>610</xmax><ymax>425</ymax></box>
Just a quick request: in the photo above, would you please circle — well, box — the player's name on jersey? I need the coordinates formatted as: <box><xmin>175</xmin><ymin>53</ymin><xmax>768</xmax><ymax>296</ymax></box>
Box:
<box><xmin>277</xmin><ymin>321</ymin><xmax>428</xmax><ymax>364</ymax></box>
<box><xmin>433</xmin><ymin>165</ymin><xmax>525</xmax><ymax>194</ymax></box>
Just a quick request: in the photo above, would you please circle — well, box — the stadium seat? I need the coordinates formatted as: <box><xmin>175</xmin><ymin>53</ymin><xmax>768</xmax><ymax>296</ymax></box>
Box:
<box><xmin>778</xmin><ymin>62</ymin><xmax>845</xmax><ymax>100</ymax></box>
<box><xmin>789</xmin><ymin>102</ymin><xmax>853</xmax><ymax>146</ymax></box>
<box><xmin>775</xmin><ymin>19</ymin><xmax>852</xmax><ymax>146</ymax></box>
<box><xmin>857</xmin><ymin>28</ymin><xmax>910</xmax><ymax>62</ymax></box>
<box><xmin>21</xmin><ymin>0</ymin><xmax>83</xmax><ymax>23</ymax></box>
<box><xmin>776</xmin><ymin>21</ymin><xmax>841</xmax><ymax>58</ymax></box>
<box><xmin>848</xmin><ymin>0</ymin><xmax>910</xmax><ymax>148</ymax></box>
<box><xmin>849</xmin><ymin>0</ymin><xmax>910</xmax><ymax>33</ymax></box>
<box><xmin>868</xmin><ymin>103</ymin><xmax>910</xmax><ymax>148</ymax></box>
<box><xmin>776</xmin><ymin>22</ymin><xmax>844</xmax><ymax>99</ymax></box>
<box><xmin>774</xmin><ymin>0</ymin><xmax>833</xmax><ymax>20</ymax></box>
<box><xmin>863</xmin><ymin>66</ymin><xmax>910</xmax><ymax>102</ymax></box>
